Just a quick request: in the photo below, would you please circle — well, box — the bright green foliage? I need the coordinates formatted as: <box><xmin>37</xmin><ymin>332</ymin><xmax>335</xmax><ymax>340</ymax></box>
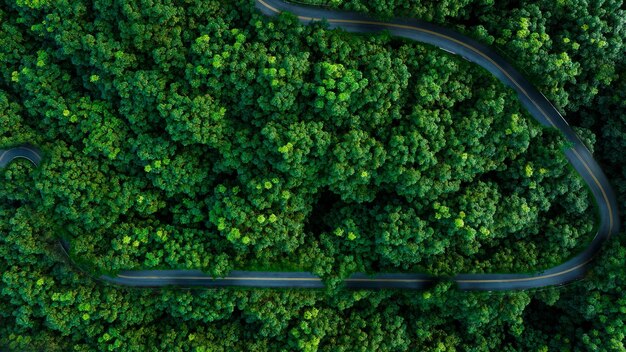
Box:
<box><xmin>1</xmin><ymin>0</ymin><xmax>624</xmax><ymax>350</ymax></box>
<box><xmin>312</xmin><ymin>0</ymin><xmax>625</xmax><ymax>113</ymax></box>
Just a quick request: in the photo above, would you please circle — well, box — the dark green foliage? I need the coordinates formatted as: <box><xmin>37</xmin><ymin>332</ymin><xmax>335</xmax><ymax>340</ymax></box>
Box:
<box><xmin>310</xmin><ymin>0</ymin><xmax>625</xmax><ymax>113</ymax></box>
<box><xmin>0</xmin><ymin>0</ymin><xmax>595</xmax><ymax>276</ymax></box>
<box><xmin>1</xmin><ymin>0</ymin><xmax>624</xmax><ymax>350</ymax></box>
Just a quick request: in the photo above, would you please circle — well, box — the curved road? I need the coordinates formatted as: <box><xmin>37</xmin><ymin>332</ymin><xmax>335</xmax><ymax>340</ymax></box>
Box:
<box><xmin>0</xmin><ymin>0</ymin><xmax>620</xmax><ymax>290</ymax></box>
<box><xmin>0</xmin><ymin>145</ymin><xmax>41</xmax><ymax>168</ymax></box>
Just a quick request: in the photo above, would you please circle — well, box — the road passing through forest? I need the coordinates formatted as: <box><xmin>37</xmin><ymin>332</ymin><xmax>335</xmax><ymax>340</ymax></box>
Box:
<box><xmin>0</xmin><ymin>0</ymin><xmax>619</xmax><ymax>290</ymax></box>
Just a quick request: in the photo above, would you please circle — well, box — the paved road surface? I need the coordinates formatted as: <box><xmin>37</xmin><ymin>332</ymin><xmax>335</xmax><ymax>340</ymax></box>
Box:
<box><xmin>0</xmin><ymin>145</ymin><xmax>41</xmax><ymax>168</ymax></box>
<box><xmin>0</xmin><ymin>0</ymin><xmax>619</xmax><ymax>290</ymax></box>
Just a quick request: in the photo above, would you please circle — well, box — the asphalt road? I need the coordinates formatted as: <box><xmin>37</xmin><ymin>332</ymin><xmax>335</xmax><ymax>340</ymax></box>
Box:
<box><xmin>0</xmin><ymin>0</ymin><xmax>620</xmax><ymax>290</ymax></box>
<box><xmin>0</xmin><ymin>145</ymin><xmax>41</xmax><ymax>168</ymax></box>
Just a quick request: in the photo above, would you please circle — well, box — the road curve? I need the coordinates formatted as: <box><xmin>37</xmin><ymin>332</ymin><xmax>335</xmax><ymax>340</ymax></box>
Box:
<box><xmin>0</xmin><ymin>0</ymin><xmax>620</xmax><ymax>290</ymax></box>
<box><xmin>0</xmin><ymin>145</ymin><xmax>41</xmax><ymax>168</ymax></box>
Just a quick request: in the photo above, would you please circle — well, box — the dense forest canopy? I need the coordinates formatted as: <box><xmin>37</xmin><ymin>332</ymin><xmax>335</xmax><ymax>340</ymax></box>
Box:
<box><xmin>1</xmin><ymin>0</ymin><xmax>625</xmax><ymax>350</ymax></box>
<box><xmin>0</xmin><ymin>0</ymin><xmax>596</xmax><ymax>277</ymax></box>
<box><xmin>306</xmin><ymin>0</ymin><xmax>626</xmax><ymax>207</ymax></box>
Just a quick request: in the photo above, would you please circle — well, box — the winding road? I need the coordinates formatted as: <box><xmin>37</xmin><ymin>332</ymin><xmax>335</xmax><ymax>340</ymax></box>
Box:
<box><xmin>0</xmin><ymin>0</ymin><xmax>620</xmax><ymax>290</ymax></box>
<box><xmin>0</xmin><ymin>145</ymin><xmax>41</xmax><ymax>168</ymax></box>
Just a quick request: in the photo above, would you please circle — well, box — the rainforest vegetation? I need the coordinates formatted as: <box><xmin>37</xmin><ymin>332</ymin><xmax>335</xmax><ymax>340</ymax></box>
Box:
<box><xmin>1</xmin><ymin>0</ymin><xmax>625</xmax><ymax>350</ymax></box>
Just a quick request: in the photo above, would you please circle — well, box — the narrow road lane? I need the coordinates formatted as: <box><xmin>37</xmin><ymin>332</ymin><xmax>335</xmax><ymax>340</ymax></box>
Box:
<box><xmin>0</xmin><ymin>0</ymin><xmax>620</xmax><ymax>290</ymax></box>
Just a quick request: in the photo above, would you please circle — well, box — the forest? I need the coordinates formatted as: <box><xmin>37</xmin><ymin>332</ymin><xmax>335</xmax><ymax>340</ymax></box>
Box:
<box><xmin>1</xmin><ymin>0</ymin><xmax>625</xmax><ymax>350</ymax></box>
